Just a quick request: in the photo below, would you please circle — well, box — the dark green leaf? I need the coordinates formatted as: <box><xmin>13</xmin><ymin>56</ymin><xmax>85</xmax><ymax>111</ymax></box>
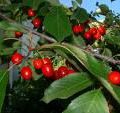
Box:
<box><xmin>69</xmin><ymin>35</ymin><xmax>86</xmax><ymax>47</ymax></box>
<box><xmin>63</xmin><ymin>90</ymin><xmax>109</xmax><ymax>113</ymax></box>
<box><xmin>105</xmin><ymin>34</ymin><xmax>120</xmax><ymax>47</ymax></box>
<box><xmin>0</xmin><ymin>47</ymin><xmax>17</xmax><ymax>56</ymax></box>
<box><xmin>102</xmin><ymin>48</ymin><xmax>112</xmax><ymax>57</ymax></box>
<box><xmin>76</xmin><ymin>0</ymin><xmax>82</xmax><ymax>5</ymax></box>
<box><xmin>44</xmin><ymin>6</ymin><xmax>72</xmax><ymax>41</ymax></box>
<box><xmin>42</xmin><ymin>72</ymin><xmax>93</xmax><ymax>103</ymax></box>
<box><xmin>22</xmin><ymin>0</ymin><xmax>44</xmax><ymax>9</ymax></box>
<box><xmin>99</xmin><ymin>4</ymin><xmax>109</xmax><ymax>15</ymax></box>
<box><xmin>71</xmin><ymin>8</ymin><xmax>89</xmax><ymax>23</ymax></box>
<box><xmin>39</xmin><ymin>43</ymin><xmax>120</xmax><ymax>104</ymax></box>
<box><xmin>0</xmin><ymin>65</ymin><xmax>8</xmax><ymax>112</ymax></box>
<box><xmin>0</xmin><ymin>0</ymin><xmax>11</xmax><ymax>4</ymax></box>
<box><xmin>0</xmin><ymin>21</ymin><xmax>26</xmax><ymax>32</ymax></box>
<box><xmin>23</xmin><ymin>0</ymin><xmax>60</xmax><ymax>9</ymax></box>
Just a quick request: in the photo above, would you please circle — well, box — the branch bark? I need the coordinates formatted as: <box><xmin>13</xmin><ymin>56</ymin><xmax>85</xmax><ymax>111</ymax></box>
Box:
<box><xmin>0</xmin><ymin>12</ymin><xmax>57</xmax><ymax>43</ymax></box>
<box><xmin>0</xmin><ymin>12</ymin><xmax>120</xmax><ymax>65</ymax></box>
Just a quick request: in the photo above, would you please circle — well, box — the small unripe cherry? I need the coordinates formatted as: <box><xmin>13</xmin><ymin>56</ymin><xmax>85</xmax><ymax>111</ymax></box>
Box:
<box><xmin>15</xmin><ymin>31</ymin><xmax>23</xmax><ymax>38</ymax></box>
<box><xmin>108</xmin><ymin>71</ymin><xmax>120</xmax><ymax>85</ymax></box>
<box><xmin>27</xmin><ymin>8</ymin><xmax>36</xmax><ymax>17</ymax></box>
<box><xmin>32</xmin><ymin>17</ymin><xmax>42</xmax><ymax>28</ymax></box>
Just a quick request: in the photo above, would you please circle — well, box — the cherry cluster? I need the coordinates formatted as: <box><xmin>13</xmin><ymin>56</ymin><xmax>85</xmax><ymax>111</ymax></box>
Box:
<box><xmin>15</xmin><ymin>8</ymin><xmax>42</xmax><ymax>38</ymax></box>
<box><xmin>11</xmin><ymin>52</ymin><xmax>75</xmax><ymax>80</ymax></box>
<box><xmin>72</xmin><ymin>23</ymin><xmax>106</xmax><ymax>40</ymax></box>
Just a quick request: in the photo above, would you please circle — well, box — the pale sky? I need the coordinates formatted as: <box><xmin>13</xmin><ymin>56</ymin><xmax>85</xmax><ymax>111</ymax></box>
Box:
<box><xmin>60</xmin><ymin>0</ymin><xmax>120</xmax><ymax>13</ymax></box>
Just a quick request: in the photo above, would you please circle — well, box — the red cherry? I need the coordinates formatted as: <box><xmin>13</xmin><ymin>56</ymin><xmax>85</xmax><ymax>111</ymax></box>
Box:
<box><xmin>20</xmin><ymin>66</ymin><xmax>32</xmax><ymax>80</ymax></box>
<box><xmin>108</xmin><ymin>71</ymin><xmax>120</xmax><ymax>85</ymax></box>
<box><xmin>15</xmin><ymin>31</ymin><xmax>23</xmax><ymax>38</ymax></box>
<box><xmin>93</xmin><ymin>31</ymin><xmax>102</xmax><ymax>40</ymax></box>
<box><xmin>72</xmin><ymin>24</ymin><xmax>84</xmax><ymax>34</ymax></box>
<box><xmin>42</xmin><ymin>64</ymin><xmax>54</xmax><ymax>78</ymax></box>
<box><xmin>11</xmin><ymin>52</ymin><xmax>23</xmax><ymax>65</ymax></box>
<box><xmin>89</xmin><ymin>27</ymin><xmax>97</xmax><ymax>35</ymax></box>
<box><xmin>42</xmin><ymin>58</ymin><xmax>52</xmax><ymax>65</ymax></box>
<box><xmin>84</xmin><ymin>31</ymin><xmax>91</xmax><ymax>40</ymax></box>
<box><xmin>98</xmin><ymin>26</ymin><xmax>106</xmax><ymax>35</ymax></box>
<box><xmin>33</xmin><ymin>59</ymin><xmax>43</xmax><ymax>69</ymax></box>
<box><xmin>68</xmin><ymin>69</ymin><xmax>75</xmax><ymax>75</ymax></box>
<box><xmin>77</xmin><ymin>24</ymin><xmax>85</xmax><ymax>33</ymax></box>
<box><xmin>57</xmin><ymin>66</ymin><xmax>68</xmax><ymax>78</ymax></box>
<box><xmin>27</xmin><ymin>8</ymin><xmax>36</xmax><ymax>17</ymax></box>
<box><xmin>32</xmin><ymin>17</ymin><xmax>42</xmax><ymax>28</ymax></box>
<box><xmin>53</xmin><ymin>70</ymin><xmax>59</xmax><ymax>80</ymax></box>
<box><xmin>72</xmin><ymin>25</ymin><xmax>80</xmax><ymax>34</ymax></box>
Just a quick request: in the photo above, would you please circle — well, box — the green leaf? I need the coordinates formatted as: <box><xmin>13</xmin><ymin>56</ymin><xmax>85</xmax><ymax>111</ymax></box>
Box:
<box><xmin>102</xmin><ymin>48</ymin><xmax>112</xmax><ymax>57</ymax></box>
<box><xmin>71</xmin><ymin>8</ymin><xmax>89</xmax><ymax>23</ymax></box>
<box><xmin>105</xmin><ymin>34</ymin><xmax>120</xmax><ymax>47</ymax></box>
<box><xmin>22</xmin><ymin>0</ymin><xmax>44</xmax><ymax>9</ymax></box>
<box><xmin>76</xmin><ymin>0</ymin><xmax>82</xmax><ymax>5</ymax></box>
<box><xmin>44</xmin><ymin>6</ymin><xmax>72</xmax><ymax>41</ymax></box>
<box><xmin>0</xmin><ymin>21</ymin><xmax>26</xmax><ymax>32</ymax></box>
<box><xmin>63</xmin><ymin>90</ymin><xmax>109</xmax><ymax>113</ymax></box>
<box><xmin>39</xmin><ymin>43</ymin><xmax>120</xmax><ymax>104</ymax></box>
<box><xmin>47</xmin><ymin>0</ymin><xmax>60</xmax><ymax>5</ymax></box>
<box><xmin>0</xmin><ymin>0</ymin><xmax>11</xmax><ymax>4</ymax></box>
<box><xmin>0</xmin><ymin>65</ymin><xmax>8</xmax><ymax>112</ymax></box>
<box><xmin>23</xmin><ymin>0</ymin><xmax>60</xmax><ymax>9</ymax></box>
<box><xmin>98</xmin><ymin>78</ymin><xmax>120</xmax><ymax>104</ymax></box>
<box><xmin>99</xmin><ymin>4</ymin><xmax>109</xmax><ymax>15</ymax></box>
<box><xmin>0</xmin><ymin>47</ymin><xmax>17</xmax><ymax>56</ymax></box>
<box><xmin>68</xmin><ymin>35</ymin><xmax>86</xmax><ymax>47</ymax></box>
<box><xmin>60</xmin><ymin>43</ymin><xmax>110</xmax><ymax>79</ymax></box>
<box><xmin>42</xmin><ymin>72</ymin><xmax>93</xmax><ymax>103</ymax></box>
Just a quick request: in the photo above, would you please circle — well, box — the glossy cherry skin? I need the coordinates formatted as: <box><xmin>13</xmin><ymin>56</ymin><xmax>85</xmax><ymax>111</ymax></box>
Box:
<box><xmin>108</xmin><ymin>71</ymin><xmax>120</xmax><ymax>85</ymax></box>
<box><xmin>42</xmin><ymin>58</ymin><xmax>52</xmax><ymax>65</ymax></box>
<box><xmin>84</xmin><ymin>31</ymin><xmax>91</xmax><ymax>40</ymax></box>
<box><xmin>93</xmin><ymin>31</ymin><xmax>102</xmax><ymax>40</ymax></box>
<box><xmin>15</xmin><ymin>31</ymin><xmax>23</xmax><ymax>38</ymax></box>
<box><xmin>20</xmin><ymin>66</ymin><xmax>32</xmax><ymax>80</ymax></box>
<box><xmin>89</xmin><ymin>27</ymin><xmax>97</xmax><ymax>35</ymax></box>
<box><xmin>33</xmin><ymin>59</ymin><xmax>43</xmax><ymax>69</ymax></box>
<box><xmin>11</xmin><ymin>52</ymin><xmax>23</xmax><ymax>65</ymax></box>
<box><xmin>27</xmin><ymin>8</ymin><xmax>36</xmax><ymax>17</ymax></box>
<box><xmin>72</xmin><ymin>24</ymin><xmax>85</xmax><ymax>34</ymax></box>
<box><xmin>32</xmin><ymin>17</ymin><xmax>42</xmax><ymax>28</ymax></box>
<box><xmin>57</xmin><ymin>66</ymin><xmax>68</xmax><ymax>78</ymax></box>
<box><xmin>98</xmin><ymin>26</ymin><xmax>106</xmax><ymax>35</ymax></box>
<box><xmin>42</xmin><ymin>64</ymin><xmax>54</xmax><ymax>78</ymax></box>
<box><xmin>68</xmin><ymin>69</ymin><xmax>75</xmax><ymax>75</ymax></box>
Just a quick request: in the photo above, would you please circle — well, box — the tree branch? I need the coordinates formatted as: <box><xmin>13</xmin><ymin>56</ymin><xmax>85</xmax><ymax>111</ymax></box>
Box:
<box><xmin>0</xmin><ymin>12</ymin><xmax>57</xmax><ymax>43</ymax></box>
<box><xmin>85</xmin><ymin>47</ymin><xmax>120</xmax><ymax>65</ymax></box>
<box><xmin>1</xmin><ymin>12</ymin><xmax>120</xmax><ymax>65</ymax></box>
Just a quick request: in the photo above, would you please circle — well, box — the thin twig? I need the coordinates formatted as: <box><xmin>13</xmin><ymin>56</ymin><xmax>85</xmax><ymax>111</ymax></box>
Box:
<box><xmin>0</xmin><ymin>12</ymin><xmax>57</xmax><ymax>43</ymax></box>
